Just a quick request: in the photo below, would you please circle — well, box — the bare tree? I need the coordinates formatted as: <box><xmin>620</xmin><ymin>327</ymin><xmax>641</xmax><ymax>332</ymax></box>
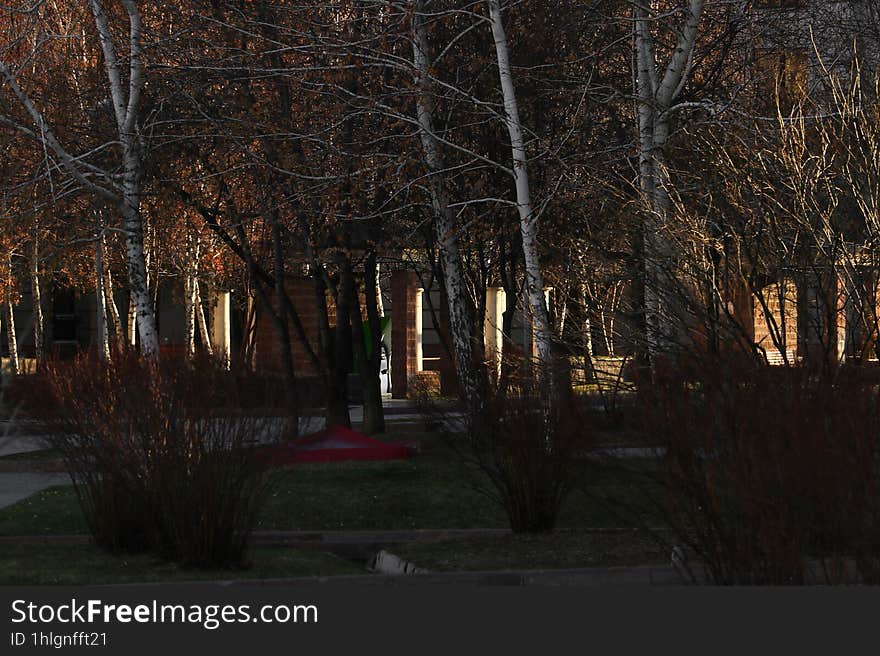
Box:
<box><xmin>0</xmin><ymin>1</ymin><xmax>158</xmax><ymax>355</ymax></box>
<box><xmin>412</xmin><ymin>0</ymin><xmax>486</xmax><ymax>412</ymax></box>
<box><xmin>633</xmin><ymin>0</ymin><xmax>706</xmax><ymax>361</ymax></box>
<box><xmin>485</xmin><ymin>0</ymin><xmax>553</xmax><ymax>373</ymax></box>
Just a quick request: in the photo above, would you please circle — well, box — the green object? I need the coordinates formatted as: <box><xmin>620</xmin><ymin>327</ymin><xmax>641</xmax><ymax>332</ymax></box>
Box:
<box><xmin>353</xmin><ymin>315</ymin><xmax>391</xmax><ymax>372</ymax></box>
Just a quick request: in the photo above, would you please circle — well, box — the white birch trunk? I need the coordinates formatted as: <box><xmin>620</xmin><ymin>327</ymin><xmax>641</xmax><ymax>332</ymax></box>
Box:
<box><xmin>486</xmin><ymin>0</ymin><xmax>553</xmax><ymax>372</ymax></box>
<box><xmin>95</xmin><ymin>238</ymin><xmax>110</xmax><ymax>362</ymax></box>
<box><xmin>184</xmin><ymin>278</ymin><xmax>195</xmax><ymax>358</ymax></box>
<box><xmin>195</xmin><ymin>283</ymin><xmax>213</xmax><ymax>357</ymax></box>
<box><xmin>1</xmin><ymin>3</ymin><xmax>158</xmax><ymax>356</ymax></box>
<box><xmin>634</xmin><ymin>0</ymin><xmax>704</xmax><ymax>360</ymax></box>
<box><xmin>635</xmin><ymin>10</ymin><xmax>664</xmax><ymax>357</ymax></box>
<box><xmin>89</xmin><ymin>0</ymin><xmax>158</xmax><ymax>357</ymax></box>
<box><xmin>5</xmin><ymin>257</ymin><xmax>18</xmax><ymax>375</ymax></box>
<box><xmin>31</xmin><ymin>236</ymin><xmax>43</xmax><ymax>367</ymax></box>
<box><xmin>412</xmin><ymin>1</ymin><xmax>483</xmax><ymax>407</ymax></box>
<box><xmin>103</xmin><ymin>260</ymin><xmax>123</xmax><ymax>348</ymax></box>
<box><xmin>127</xmin><ymin>295</ymin><xmax>137</xmax><ymax>347</ymax></box>
<box><xmin>4</xmin><ymin>304</ymin><xmax>17</xmax><ymax>375</ymax></box>
<box><xmin>375</xmin><ymin>259</ymin><xmax>384</xmax><ymax>318</ymax></box>
<box><xmin>184</xmin><ymin>233</ymin><xmax>197</xmax><ymax>358</ymax></box>
<box><xmin>121</xmin><ymin>194</ymin><xmax>157</xmax><ymax>355</ymax></box>
<box><xmin>580</xmin><ymin>284</ymin><xmax>594</xmax><ymax>360</ymax></box>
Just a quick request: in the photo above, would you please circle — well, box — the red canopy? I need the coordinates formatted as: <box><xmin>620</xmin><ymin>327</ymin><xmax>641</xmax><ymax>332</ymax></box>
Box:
<box><xmin>257</xmin><ymin>424</ymin><xmax>411</xmax><ymax>465</ymax></box>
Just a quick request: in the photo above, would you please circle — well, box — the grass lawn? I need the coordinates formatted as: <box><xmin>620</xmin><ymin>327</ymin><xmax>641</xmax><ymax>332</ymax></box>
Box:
<box><xmin>0</xmin><ymin>485</ymin><xmax>85</xmax><ymax>535</ymax></box>
<box><xmin>0</xmin><ymin>457</ymin><xmax>668</xmax><ymax>582</ymax></box>
<box><xmin>0</xmin><ymin>543</ymin><xmax>361</xmax><ymax>585</ymax></box>
<box><xmin>260</xmin><ymin>460</ymin><xmax>506</xmax><ymax>530</ymax></box>
<box><xmin>0</xmin><ymin>459</ymin><xmax>659</xmax><ymax>536</ymax></box>
<box><xmin>393</xmin><ymin>529</ymin><xmax>669</xmax><ymax>572</ymax></box>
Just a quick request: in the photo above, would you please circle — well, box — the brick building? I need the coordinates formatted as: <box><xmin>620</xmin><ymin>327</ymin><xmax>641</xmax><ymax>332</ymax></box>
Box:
<box><xmin>1</xmin><ymin>281</ymin><xmax>231</xmax><ymax>370</ymax></box>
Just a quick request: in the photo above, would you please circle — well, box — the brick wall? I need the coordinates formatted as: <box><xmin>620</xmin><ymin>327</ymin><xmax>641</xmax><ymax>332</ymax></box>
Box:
<box><xmin>391</xmin><ymin>270</ymin><xmax>418</xmax><ymax>398</ymax></box>
<box><xmin>754</xmin><ymin>278</ymin><xmax>798</xmax><ymax>365</ymax></box>
<box><xmin>253</xmin><ymin>276</ymin><xmax>347</xmax><ymax>377</ymax></box>
<box><xmin>847</xmin><ymin>269</ymin><xmax>880</xmax><ymax>360</ymax></box>
<box><xmin>797</xmin><ymin>272</ymin><xmax>846</xmax><ymax>366</ymax></box>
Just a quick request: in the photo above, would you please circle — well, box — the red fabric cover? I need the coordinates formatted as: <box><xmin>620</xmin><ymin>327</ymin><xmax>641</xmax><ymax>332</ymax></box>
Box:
<box><xmin>257</xmin><ymin>424</ymin><xmax>410</xmax><ymax>464</ymax></box>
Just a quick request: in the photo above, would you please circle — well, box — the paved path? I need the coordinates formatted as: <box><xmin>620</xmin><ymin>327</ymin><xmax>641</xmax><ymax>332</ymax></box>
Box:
<box><xmin>0</xmin><ymin>472</ymin><xmax>71</xmax><ymax>510</ymax></box>
<box><xmin>0</xmin><ymin>435</ymin><xmax>50</xmax><ymax>458</ymax></box>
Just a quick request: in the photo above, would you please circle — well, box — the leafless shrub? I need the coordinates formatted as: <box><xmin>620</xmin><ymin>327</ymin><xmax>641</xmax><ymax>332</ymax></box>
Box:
<box><xmin>636</xmin><ymin>359</ymin><xmax>880</xmax><ymax>584</ymax></box>
<box><xmin>35</xmin><ymin>350</ymin><xmax>282</xmax><ymax>569</ymax></box>
<box><xmin>421</xmin><ymin>355</ymin><xmax>586</xmax><ymax>533</ymax></box>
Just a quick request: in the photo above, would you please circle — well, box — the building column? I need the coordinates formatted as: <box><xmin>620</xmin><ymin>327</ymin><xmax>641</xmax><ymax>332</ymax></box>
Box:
<box><xmin>211</xmin><ymin>290</ymin><xmax>231</xmax><ymax>369</ymax></box>
<box><xmin>848</xmin><ymin>268</ymin><xmax>879</xmax><ymax>361</ymax></box>
<box><xmin>484</xmin><ymin>286</ymin><xmax>506</xmax><ymax>381</ymax></box>
<box><xmin>415</xmin><ymin>288</ymin><xmax>423</xmax><ymax>373</ymax></box>
<box><xmin>391</xmin><ymin>270</ymin><xmax>419</xmax><ymax>398</ymax></box>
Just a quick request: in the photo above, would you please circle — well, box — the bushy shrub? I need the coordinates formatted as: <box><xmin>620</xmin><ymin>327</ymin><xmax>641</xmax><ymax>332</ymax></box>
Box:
<box><xmin>637</xmin><ymin>360</ymin><xmax>880</xmax><ymax>584</ymax></box>
<box><xmin>427</xmin><ymin>358</ymin><xmax>586</xmax><ymax>533</ymax></box>
<box><xmin>479</xmin><ymin>390</ymin><xmax>582</xmax><ymax>532</ymax></box>
<box><xmin>36</xmin><ymin>351</ymin><xmax>282</xmax><ymax>568</ymax></box>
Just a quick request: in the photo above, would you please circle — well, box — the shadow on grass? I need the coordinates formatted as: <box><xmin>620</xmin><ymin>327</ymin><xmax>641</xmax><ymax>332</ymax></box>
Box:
<box><xmin>0</xmin><ymin>543</ymin><xmax>362</xmax><ymax>585</ymax></box>
<box><xmin>0</xmin><ymin>458</ymin><xmax>663</xmax><ymax>537</ymax></box>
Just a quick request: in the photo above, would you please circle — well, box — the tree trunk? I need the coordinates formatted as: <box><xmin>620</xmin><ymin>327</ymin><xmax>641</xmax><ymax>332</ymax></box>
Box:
<box><xmin>195</xmin><ymin>283</ymin><xmax>213</xmax><ymax>357</ymax></box>
<box><xmin>332</xmin><ymin>259</ymin><xmax>355</xmax><ymax>429</ymax></box>
<box><xmin>121</xmin><ymin>200</ymin><xmax>158</xmax><ymax>355</ymax></box>
<box><xmin>497</xmin><ymin>234</ymin><xmax>520</xmax><ymax>393</ymax></box>
<box><xmin>363</xmin><ymin>252</ymin><xmax>386</xmax><ymax>433</ymax></box>
<box><xmin>184</xmin><ymin>275</ymin><xmax>195</xmax><ymax>358</ymax></box>
<box><xmin>147</xmin><ymin>218</ymin><xmax>160</xmax><ymax>334</ymax></box>
<box><xmin>499</xmin><ymin>301</ymin><xmax>517</xmax><ymax>392</ymax></box>
<box><xmin>95</xmin><ymin>238</ymin><xmax>111</xmax><ymax>362</ymax></box>
<box><xmin>580</xmin><ymin>283</ymin><xmax>596</xmax><ymax>386</ymax></box>
<box><xmin>127</xmin><ymin>294</ymin><xmax>137</xmax><ymax>347</ymax></box>
<box><xmin>30</xmin><ymin>236</ymin><xmax>43</xmax><ymax>368</ymax></box>
<box><xmin>344</xmin><ymin>254</ymin><xmax>384</xmax><ymax>435</ymax></box>
<box><xmin>271</xmin><ymin>219</ymin><xmax>299</xmax><ymax>437</ymax></box>
<box><xmin>0</xmin><ymin>3</ymin><xmax>158</xmax><ymax>358</ymax></box>
<box><xmin>486</xmin><ymin>0</ymin><xmax>553</xmax><ymax>375</ymax></box>
<box><xmin>240</xmin><ymin>226</ymin><xmax>300</xmax><ymax>431</ymax></box>
<box><xmin>312</xmin><ymin>269</ymin><xmax>350</xmax><ymax>428</ymax></box>
<box><xmin>412</xmin><ymin>2</ymin><xmax>485</xmax><ymax>418</ymax></box>
<box><xmin>103</xmin><ymin>259</ymin><xmax>123</xmax><ymax>348</ymax></box>
<box><xmin>374</xmin><ymin>258</ymin><xmax>384</xmax><ymax>317</ymax></box>
<box><xmin>3</xmin><ymin>306</ymin><xmax>17</xmax><ymax>376</ymax></box>
<box><xmin>184</xmin><ymin>232</ymin><xmax>197</xmax><ymax>359</ymax></box>
<box><xmin>90</xmin><ymin>0</ymin><xmax>158</xmax><ymax>356</ymax></box>
<box><xmin>5</xmin><ymin>257</ymin><xmax>18</xmax><ymax>375</ymax></box>
<box><xmin>634</xmin><ymin>0</ymin><xmax>705</xmax><ymax>364</ymax></box>
<box><xmin>242</xmin><ymin>290</ymin><xmax>257</xmax><ymax>369</ymax></box>
<box><xmin>581</xmin><ymin>284</ymin><xmax>595</xmax><ymax>360</ymax></box>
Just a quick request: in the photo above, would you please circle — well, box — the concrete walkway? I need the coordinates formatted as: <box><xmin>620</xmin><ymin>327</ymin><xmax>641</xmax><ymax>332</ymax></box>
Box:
<box><xmin>0</xmin><ymin>435</ymin><xmax>50</xmax><ymax>458</ymax></box>
<box><xmin>0</xmin><ymin>472</ymin><xmax>71</xmax><ymax>510</ymax></box>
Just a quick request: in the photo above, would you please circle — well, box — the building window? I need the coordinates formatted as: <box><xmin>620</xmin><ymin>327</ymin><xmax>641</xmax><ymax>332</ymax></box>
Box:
<box><xmin>754</xmin><ymin>48</ymin><xmax>808</xmax><ymax>114</ymax></box>
<box><xmin>52</xmin><ymin>289</ymin><xmax>77</xmax><ymax>342</ymax></box>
